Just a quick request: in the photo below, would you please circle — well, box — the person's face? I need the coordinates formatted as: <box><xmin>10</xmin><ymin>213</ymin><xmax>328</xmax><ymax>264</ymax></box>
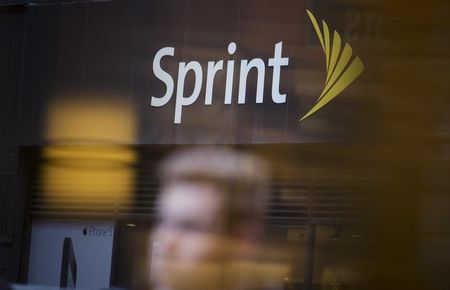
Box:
<box><xmin>150</xmin><ymin>182</ymin><xmax>235</xmax><ymax>290</ymax></box>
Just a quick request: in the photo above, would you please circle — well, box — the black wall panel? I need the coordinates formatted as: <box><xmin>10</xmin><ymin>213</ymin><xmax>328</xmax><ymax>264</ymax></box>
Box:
<box><xmin>0</xmin><ymin>5</ymin><xmax>27</xmax><ymax>282</ymax></box>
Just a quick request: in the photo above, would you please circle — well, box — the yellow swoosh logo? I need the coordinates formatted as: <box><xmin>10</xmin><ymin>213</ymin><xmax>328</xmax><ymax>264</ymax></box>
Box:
<box><xmin>300</xmin><ymin>9</ymin><xmax>364</xmax><ymax>121</ymax></box>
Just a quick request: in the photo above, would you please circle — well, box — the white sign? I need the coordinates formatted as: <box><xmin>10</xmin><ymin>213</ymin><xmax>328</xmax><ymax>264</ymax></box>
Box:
<box><xmin>28</xmin><ymin>220</ymin><xmax>114</xmax><ymax>289</ymax></box>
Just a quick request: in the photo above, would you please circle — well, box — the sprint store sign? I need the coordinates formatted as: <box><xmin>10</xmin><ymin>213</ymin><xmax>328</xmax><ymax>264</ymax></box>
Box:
<box><xmin>150</xmin><ymin>10</ymin><xmax>364</xmax><ymax>124</ymax></box>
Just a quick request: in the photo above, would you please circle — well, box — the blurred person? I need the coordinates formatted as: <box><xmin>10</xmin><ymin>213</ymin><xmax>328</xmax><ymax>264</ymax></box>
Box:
<box><xmin>149</xmin><ymin>147</ymin><xmax>288</xmax><ymax>290</ymax></box>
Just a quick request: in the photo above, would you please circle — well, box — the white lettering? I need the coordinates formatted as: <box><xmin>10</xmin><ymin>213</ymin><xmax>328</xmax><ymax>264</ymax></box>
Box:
<box><xmin>224</xmin><ymin>42</ymin><xmax>236</xmax><ymax>104</ymax></box>
<box><xmin>238</xmin><ymin>58</ymin><xmax>265</xmax><ymax>104</ymax></box>
<box><xmin>205</xmin><ymin>61</ymin><xmax>223</xmax><ymax>105</ymax></box>
<box><xmin>151</xmin><ymin>47</ymin><xmax>175</xmax><ymax>107</ymax></box>
<box><xmin>150</xmin><ymin>42</ymin><xmax>290</xmax><ymax>124</ymax></box>
<box><xmin>174</xmin><ymin>61</ymin><xmax>203</xmax><ymax>124</ymax></box>
<box><xmin>268</xmin><ymin>42</ymin><xmax>289</xmax><ymax>103</ymax></box>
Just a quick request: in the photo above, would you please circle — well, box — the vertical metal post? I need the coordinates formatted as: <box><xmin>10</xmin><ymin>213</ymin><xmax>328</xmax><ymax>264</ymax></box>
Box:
<box><xmin>304</xmin><ymin>224</ymin><xmax>316</xmax><ymax>290</ymax></box>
